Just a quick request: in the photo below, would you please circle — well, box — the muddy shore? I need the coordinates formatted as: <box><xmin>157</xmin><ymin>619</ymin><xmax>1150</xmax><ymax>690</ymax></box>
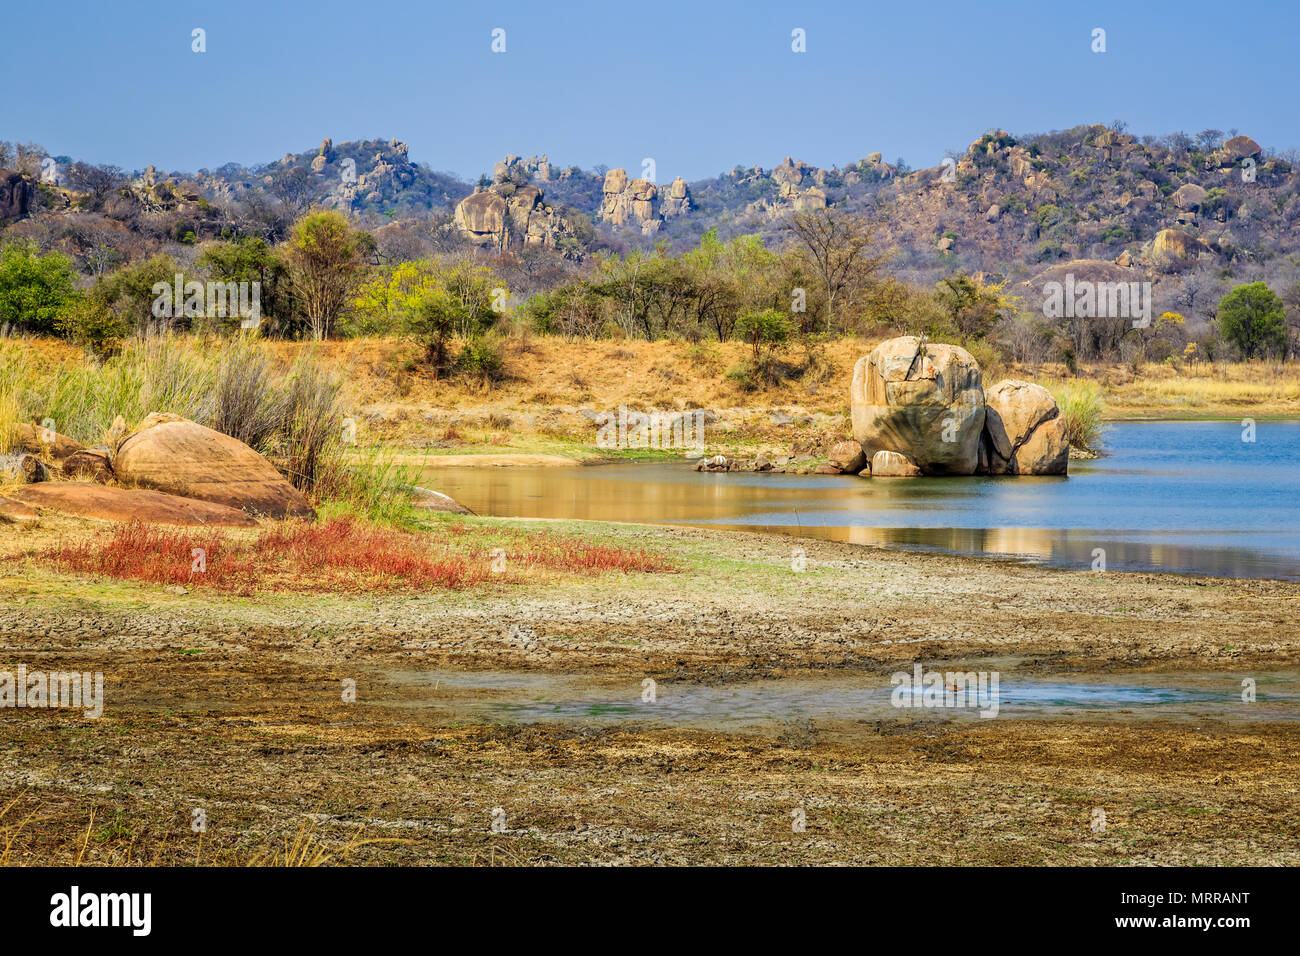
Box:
<box><xmin>2</xmin><ymin>520</ymin><xmax>1297</xmax><ymax>865</ymax></box>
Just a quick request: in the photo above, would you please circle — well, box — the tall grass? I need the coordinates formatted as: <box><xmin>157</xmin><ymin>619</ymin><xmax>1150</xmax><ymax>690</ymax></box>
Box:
<box><xmin>211</xmin><ymin>338</ymin><xmax>281</xmax><ymax>453</ymax></box>
<box><xmin>1050</xmin><ymin>379</ymin><xmax>1105</xmax><ymax>451</ymax></box>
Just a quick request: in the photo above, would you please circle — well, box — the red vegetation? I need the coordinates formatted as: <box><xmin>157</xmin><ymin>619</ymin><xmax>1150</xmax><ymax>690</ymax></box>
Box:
<box><xmin>48</xmin><ymin>518</ymin><xmax>674</xmax><ymax>594</ymax></box>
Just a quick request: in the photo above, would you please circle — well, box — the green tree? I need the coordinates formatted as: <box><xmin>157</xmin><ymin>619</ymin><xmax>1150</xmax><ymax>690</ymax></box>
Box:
<box><xmin>285</xmin><ymin>211</ymin><xmax>368</xmax><ymax>340</ymax></box>
<box><xmin>407</xmin><ymin>289</ymin><xmax>462</xmax><ymax>377</ymax></box>
<box><xmin>0</xmin><ymin>241</ymin><xmax>77</xmax><ymax>335</ymax></box>
<box><xmin>1217</xmin><ymin>282</ymin><xmax>1287</xmax><ymax>359</ymax></box>
<box><xmin>198</xmin><ymin>237</ymin><xmax>291</xmax><ymax>334</ymax></box>
<box><xmin>734</xmin><ymin>307</ymin><xmax>792</xmax><ymax>362</ymax></box>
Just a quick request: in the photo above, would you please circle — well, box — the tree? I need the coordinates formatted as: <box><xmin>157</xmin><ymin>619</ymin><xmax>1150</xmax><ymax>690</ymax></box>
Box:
<box><xmin>934</xmin><ymin>274</ymin><xmax>1010</xmax><ymax>340</ymax></box>
<box><xmin>65</xmin><ymin>163</ymin><xmax>126</xmax><ymax>211</ymax></box>
<box><xmin>1217</xmin><ymin>282</ymin><xmax>1287</xmax><ymax>359</ymax></box>
<box><xmin>785</xmin><ymin>209</ymin><xmax>886</xmax><ymax>334</ymax></box>
<box><xmin>734</xmin><ymin>307</ymin><xmax>792</xmax><ymax>364</ymax></box>
<box><xmin>407</xmin><ymin>289</ymin><xmax>462</xmax><ymax>376</ymax></box>
<box><xmin>285</xmin><ymin>211</ymin><xmax>367</xmax><ymax>340</ymax></box>
<box><xmin>98</xmin><ymin>254</ymin><xmax>178</xmax><ymax>336</ymax></box>
<box><xmin>0</xmin><ymin>241</ymin><xmax>77</xmax><ymax>335</ymax></box>
<box><xmin>198</xmin><ymin>236</ymin><xmax>292</xmax><ymax>334</ymax></box>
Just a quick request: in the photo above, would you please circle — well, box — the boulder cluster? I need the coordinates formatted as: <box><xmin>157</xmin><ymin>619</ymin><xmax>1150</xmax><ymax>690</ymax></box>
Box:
<box><xmin>597</xmin><ymin>168</ymin><xmax>691</xmax><ymax>235</ymax></box>
<box><xmin>453</xmin><ymin>156</ymin><xmax>577</xmax><ymax>252</ymax></box>
<box><xmin>831</xmin><ymin>336</ymin><xmax>1068</xmax><ymax>478</ymax></box>
<box><xmin>1</xmin><ymin>414</ymin><xmax>315</xmax><ymax>527</ymax></box>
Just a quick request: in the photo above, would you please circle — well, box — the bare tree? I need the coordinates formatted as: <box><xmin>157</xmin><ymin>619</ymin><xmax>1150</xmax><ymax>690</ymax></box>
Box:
<box><xmin>785</xmin><ymin>209</ymin><xmax>887</xmax><ymax>333</ymax></box>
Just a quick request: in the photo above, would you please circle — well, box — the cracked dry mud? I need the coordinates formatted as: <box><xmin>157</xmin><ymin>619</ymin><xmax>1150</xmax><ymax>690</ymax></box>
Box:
<box><xmin>1</xmin><ymin>520</ymin><xmax>1297</xmax><ymax>865</ymax></box>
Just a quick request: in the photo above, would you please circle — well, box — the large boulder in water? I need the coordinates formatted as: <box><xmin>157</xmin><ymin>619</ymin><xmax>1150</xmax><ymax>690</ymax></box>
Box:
<box><xmin>982</xmin><ymin>380</ymin><xmax>1068</xmax><ymax>475</ymax></box>
<box><xmin>114</xmin><ymin>414</ymin><xmax>314</xmax><ymax>519</ymax></box>
<box><xmin>850</xmin><ymin>336</ymin><xmax>985</xmax><ymax>475</ymax></box>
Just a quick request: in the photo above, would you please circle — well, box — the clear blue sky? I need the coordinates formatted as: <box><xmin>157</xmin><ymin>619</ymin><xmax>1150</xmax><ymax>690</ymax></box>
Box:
<box><xmin>4</xmin><ymin>0</ymin><xmax>1297</xmax><ymax>181</ymax></box>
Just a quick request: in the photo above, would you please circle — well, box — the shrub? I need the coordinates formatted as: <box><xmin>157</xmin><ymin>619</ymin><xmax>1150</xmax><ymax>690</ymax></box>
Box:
<box><xmin>276</xmin><ymin>350</ymin><xmax>344</xmax><ymax>493</ymax></box>
<box><xmin>212</xmin><ymin>338</ymin><xmax>281</xmax><ymax>453</ymax></box>
<box><xmin>455</xmin><ymin>334</ymin><xmax>505</xmax><ymax>384</ymax></box>
<box><xmin>1052</xmin><ymin>379</ymin><xmax>1104</xmax><ymax>451</ymax></box>
<box><xmin>0</xmin><ymin>242</ymin><xmax>77</xmax><ymax>335</ymax></box>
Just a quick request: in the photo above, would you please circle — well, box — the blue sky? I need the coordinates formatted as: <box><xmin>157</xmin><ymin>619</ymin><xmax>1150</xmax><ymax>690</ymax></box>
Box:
<box><xmin>4</xmin><ymin>0</ymin><xmax>1297</xmax><ymax>181</ymax></box>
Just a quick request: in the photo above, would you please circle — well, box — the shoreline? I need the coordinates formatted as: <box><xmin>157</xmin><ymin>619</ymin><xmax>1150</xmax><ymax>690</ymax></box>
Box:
<box><xmin>3</xmin><ymin>520</ymin><xmax>1297</xmax><ymax>865</ymax></box>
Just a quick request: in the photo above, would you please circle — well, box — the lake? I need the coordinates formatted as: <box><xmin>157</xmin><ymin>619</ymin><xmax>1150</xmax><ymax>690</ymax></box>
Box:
<box><xmin>424</xmin><ymin>421</ymin><xmax>1300</xmax><ymax>580</ymax></box>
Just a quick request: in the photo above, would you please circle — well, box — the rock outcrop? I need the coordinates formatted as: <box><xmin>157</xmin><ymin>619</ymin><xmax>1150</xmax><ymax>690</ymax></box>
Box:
<box><xmin>982</xmin><ymin>380</ymin><xmax>1068</xmax><ymax>475</ymax></box>
<box><xmin>12</xmin><ymin>483</ymin><xmax>258</xmax><ymax>527</ymax></box>
<box><xmin>16</xmin><ymin>422</ymin><xmax>84</xmax><ymax>462</ymax></box>
<box><xmin>599</xmin><ymin>169</ymin><xmax>663</xmax><ymax>235</ymax></box>
<box><xmin>826</xmin><ymin>440</ymin><xmax>866</xmax><ymax>474</ymax></box>
<box><xmin>850</xmin><ymin>336</ymin><xmax>986</xmax><ymax>475</ymax></box>
<box><xmin>113</xmin><ymin>414</ymin><xmax>315</xmax><ymax>519</ymax></box>
<box><xmin>0</xmin><ymin>495</ymin><xmax>39</xmax><ymax>525</ymax></box>
<box><xmin>0</xmin><ymin>171</ymin><xmax>34</xmax><ymax>221</ymax></box>
<box><xmin>453</xmin><ymin>158</ymin><xmax>576</xmax><ymax>252</ymax></box>
<box><xmin>1146</xmin><ymin>228</ymin><xmax>1211</xmax><ymax>271</ymax></box>
<box><xmin>662</xmin><ymin>177</ymin><xmax>692</xmax><ymax>218</ymax></box>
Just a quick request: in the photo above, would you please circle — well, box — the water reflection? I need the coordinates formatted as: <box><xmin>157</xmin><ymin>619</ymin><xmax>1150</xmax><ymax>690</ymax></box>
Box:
<box><xmin>424</xmin><ymin>421</ymin><xmax>1300</xmax><ymax>580</ymax></box>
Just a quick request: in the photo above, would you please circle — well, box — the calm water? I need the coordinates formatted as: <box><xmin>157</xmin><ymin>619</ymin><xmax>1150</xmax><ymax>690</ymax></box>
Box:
<box><xmin>389</xmin><ymin>668</ymin><xmax>1300</xmax><ymax>729</ymax></box>
<box><xmin>425</xmin><ymin>421</ymin><xmax>1300</xmax><ymax>580</ymax></box>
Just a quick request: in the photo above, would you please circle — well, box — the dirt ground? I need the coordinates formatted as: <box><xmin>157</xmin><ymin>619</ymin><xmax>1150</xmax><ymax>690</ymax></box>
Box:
<box><xmin>1</xmin><ymin>518</ymin><xmax>1298</xmax><ymax>865</ymax></box>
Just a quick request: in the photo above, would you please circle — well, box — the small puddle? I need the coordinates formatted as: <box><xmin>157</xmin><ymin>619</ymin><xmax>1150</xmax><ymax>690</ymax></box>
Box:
<box><xmin>383</xmin><ymin>668</ymin><xmax>1300</xmax><ymax>731</ymax></box>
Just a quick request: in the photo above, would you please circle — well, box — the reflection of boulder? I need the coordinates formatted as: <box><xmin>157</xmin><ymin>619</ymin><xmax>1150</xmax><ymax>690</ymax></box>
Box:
<box><xmin>114</xmin><ymin>414</ymin><xmax>315</xmax><ymax>519</ymax></box>
<box><xmin>851</xmin><ymin>336</ymin><xmax>985</xmax><ymax>475</ymax></box>
<box><xmin>982</xmin><ymin>380</ymin><xmax>1068</xmax><ymax>475</ymax></box>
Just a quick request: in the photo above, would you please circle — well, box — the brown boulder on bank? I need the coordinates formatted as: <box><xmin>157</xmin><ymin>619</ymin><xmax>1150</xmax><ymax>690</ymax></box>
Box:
<box><xmin>826</xmin><ymin>440</ymin><xmax>866</xmax><ymax>474</ymax></box>
<box><xmin>12</xmin><ymin>483</ymin><xmax>258</xmax><ymax>527</ymax></box>
<box><xmin>114</xmin><ymin>416</ymin><xmax>315</xmax><ymax>519</ymax></box>
<box><xmin>17</xmin><ymin>423</ymin><xmax>84</xmax><ymax>462</ymax></box>
<box><xmin>62</xmin><ymin>448</ymin><xmax>114</xmax><ymax>482</ymax></box>
<box><xmin>0</xmin><ymin>496</ymin><xmax>39</xmax><ymax>525</ymax></box>
<box><xmin>850</xmin><ymin>336</ymin><xmax>985</xmax><ymax>475</ymax></box>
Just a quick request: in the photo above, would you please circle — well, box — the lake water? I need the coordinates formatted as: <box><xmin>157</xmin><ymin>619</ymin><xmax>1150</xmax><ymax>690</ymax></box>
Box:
<box><xmin>389</xmin><ymin>667</ymin><xmax>1300</xmax><ymax>729</ymax></box>
<box><xmin>424</xmin><ymin>421</ymin><xmax>1300</xmax><ymax>580</ymax></box>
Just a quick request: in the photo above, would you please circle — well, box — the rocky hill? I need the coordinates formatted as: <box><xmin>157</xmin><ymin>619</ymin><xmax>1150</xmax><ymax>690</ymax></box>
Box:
<box><xmin>4</xmin><ymin>124</ymin><xmax>1297</xmax><ymax>294</ymax></box>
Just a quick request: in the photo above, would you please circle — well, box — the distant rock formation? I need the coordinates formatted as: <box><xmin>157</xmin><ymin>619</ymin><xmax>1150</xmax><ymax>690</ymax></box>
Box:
<box><xmin>662</xmin><ymin>177</ymin><xmax>692</xmax><ymax>218</ymax></box>
<box><xmin>599</xmin><ymin>169</ymin><xmax>664</xmax><ymax>235</ymax></box>
<box><xmin>453</xmin><ymin>161</ymin><xmax>575</xmax><ymax>253</ymax></box>
<box><xmin>0</xmin><ymin>171</ymin><xmax>33</xmax><ymax>221</ymax></box>
<box><xmin>495</xmin><ymin>154</ymin><xmax>552</xmax><ymax>183</ymax></box>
